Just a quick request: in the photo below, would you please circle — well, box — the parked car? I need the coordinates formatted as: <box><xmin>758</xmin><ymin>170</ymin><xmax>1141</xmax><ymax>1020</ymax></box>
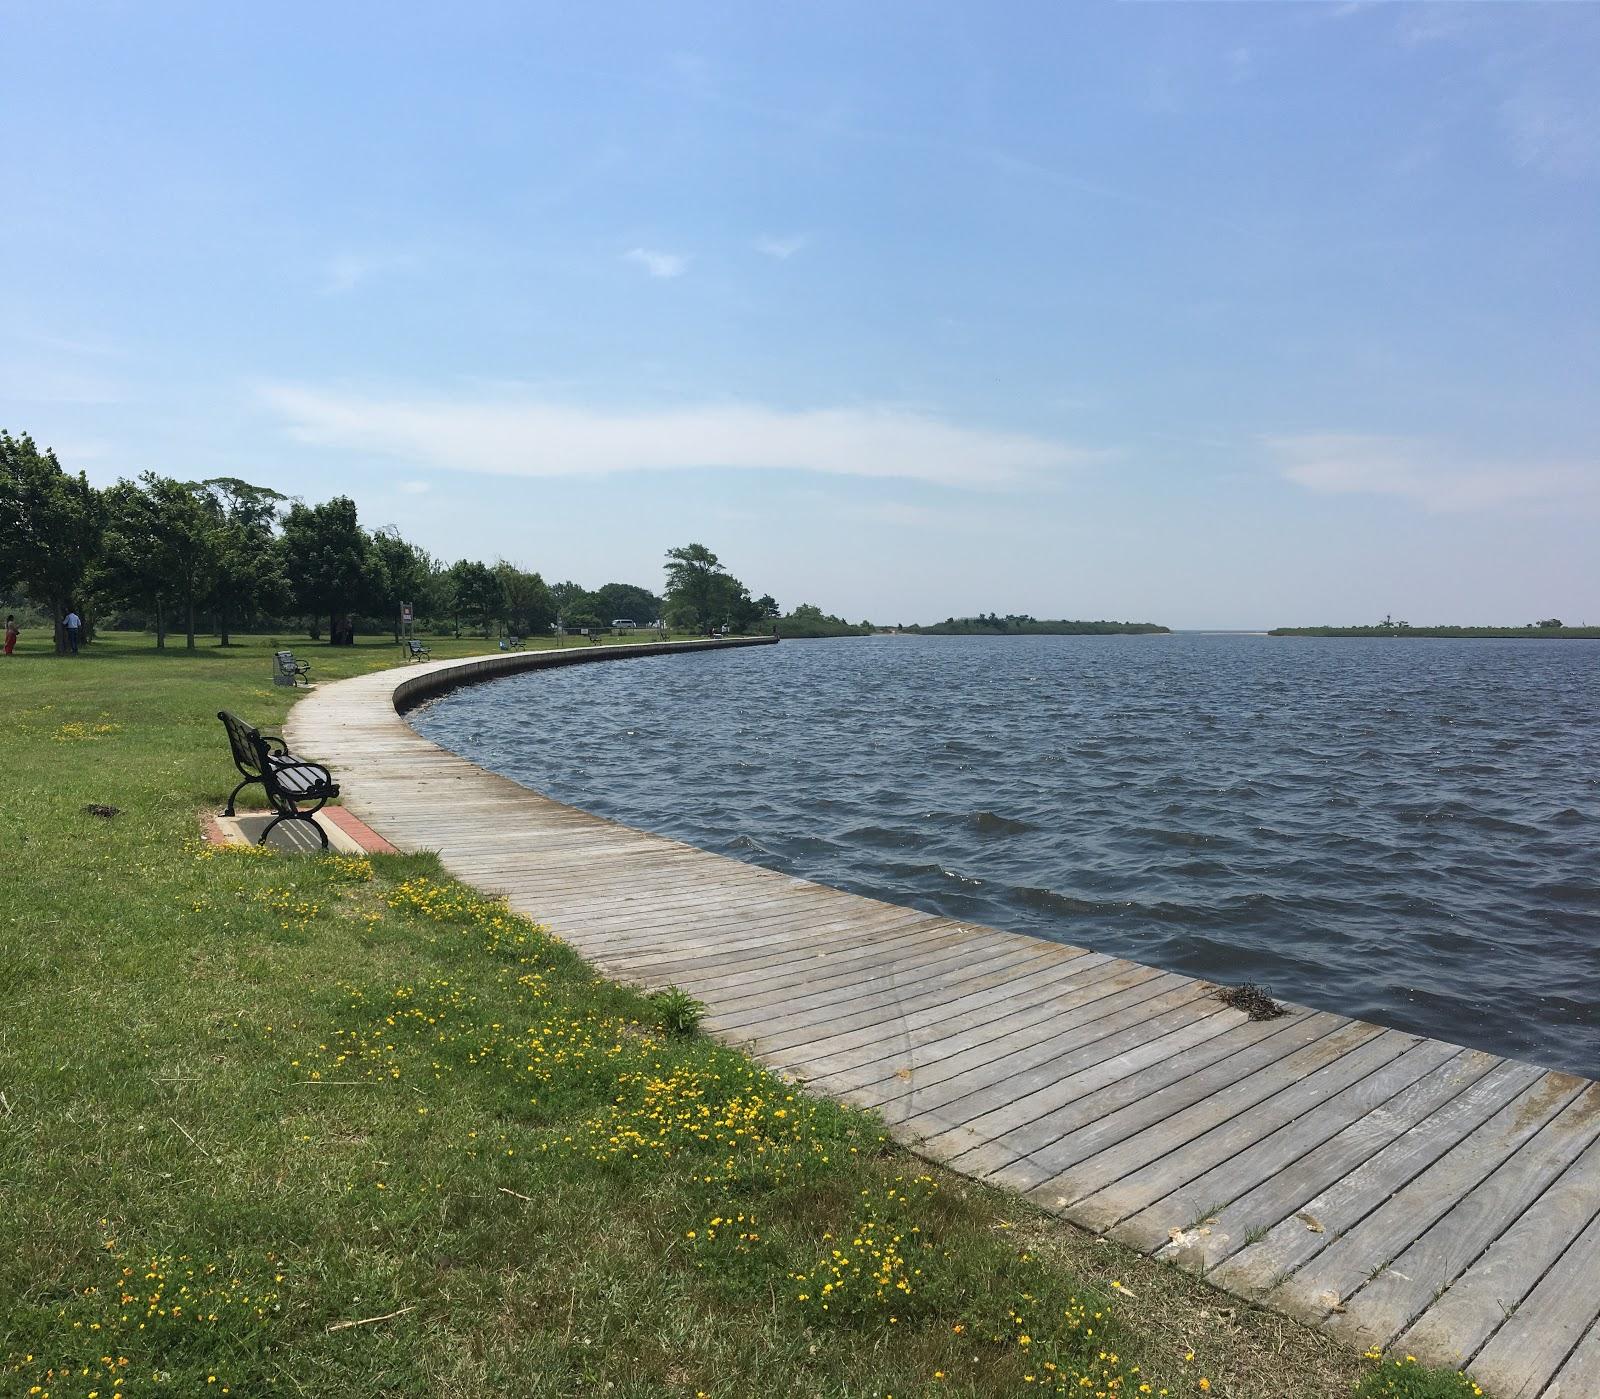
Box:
<box><xmin>612</xmin><ymin>618</ymin><xmax>638</xmax><ymax>629</ymax></box>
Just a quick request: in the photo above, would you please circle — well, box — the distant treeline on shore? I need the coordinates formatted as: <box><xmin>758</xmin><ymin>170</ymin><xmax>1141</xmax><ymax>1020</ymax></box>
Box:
<box><xmin>1272</xmin><ymin>624</ymin><xmax>1599</xmax><ymax>639</ymax></box>
<box><xmin>901</xmin><ymin>614</ymin><xmax>1169</xmax><ymax>636</ymax></box>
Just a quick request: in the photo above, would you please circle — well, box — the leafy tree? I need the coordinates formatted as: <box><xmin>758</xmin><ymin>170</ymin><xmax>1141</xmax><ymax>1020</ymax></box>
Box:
<box><xmin>370</xmin><ymin>527</ymin><xmax>437</xmax><ymax>639</ymax></box>
<box><xmin>200</xmin><ymin>478</ymin><xmax>289</xmax><ymax>646</ymax></box>
<box><xmin>495</xmin><ymin>562</ymin><xmax>556</xmax><ymax>637</ymax></box>
<box><xmin>1536</xmin><ymin>618</ymin><xmax>1564</xmax><ymax>630</ymax></box>
<box><xmin>593</xmin><ymin>582</ymin><xmax>661</xmax><ymax>626</ymax></box>
<box><xmin>753</xmin><ymin>594</ymin><xmax>780</xmax><ymax>622</ymax></box>
<box><xmin>99</xmin><ymin>477</ymin><xmax>181</xmax><ymax>646</ymax></box>
<box><xmin>447</xmin><ymin>559</ymin><xmax>500</xmax><ymax>636</ymax></box>
<box><xmin>280</xmin><ymin>496</ymin><xmax>374</xmax><ymax>642</ymax></box>
<box><xmin>145</xmin><ymin>475</ymin><xmax>220</xmax><ymax>650</ymax></box>
<box><xmin>0</xmin><ymin>431</ymin><xmax>104</xmax><ymax>653</ymax></box>
<box><xmin>548</xmin><ymin>580</ymin><xmax>588</xmax><ymax>617</ymax></box>
<box><xmin>662</xmin><ymin>543</ymin><xmax>730</xmax><ymax>631</ymax></box>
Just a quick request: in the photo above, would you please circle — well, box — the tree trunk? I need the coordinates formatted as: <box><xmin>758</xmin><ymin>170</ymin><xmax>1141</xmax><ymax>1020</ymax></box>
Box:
<box><xmin>52</xmin><ymin>595</ymin><xmax>67</xmax><ymax>655</ymax></box>
<box><xmin>186</xmin><ymin>594</ymin><xmax>197</xmax><ymax>650</ymax></box>
<box><xmin>218</xmin><ymin>601</ymin><xmax>231</xmax><ymax>647</ymax></box>
<box><xmin>330</xmin><ymin>610</ymin><xmax>338</xmax><ymax>645</ymax></box>
<box><xmin>155</xmin><ymin>598</ymin><xmax>166</xmax><ymax>650</ymax></box>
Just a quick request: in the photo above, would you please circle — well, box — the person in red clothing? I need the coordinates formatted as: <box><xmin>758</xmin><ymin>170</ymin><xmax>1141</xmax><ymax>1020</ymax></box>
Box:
<box><xmin>3</xmin><ymin>615</ymin><xmax>17</xmax><ymax>655</ymax></box>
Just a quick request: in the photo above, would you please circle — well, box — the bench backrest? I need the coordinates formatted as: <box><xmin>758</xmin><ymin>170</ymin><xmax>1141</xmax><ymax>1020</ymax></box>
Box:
<box><xmin>275</xmin><ymin>650</ymin><xmax>297</xmax><ymax>673</ymax></box>
<box><xmin>218</xmin><ymin>709</ymin><xmax>270</xmax><ymax>778</ymax></box>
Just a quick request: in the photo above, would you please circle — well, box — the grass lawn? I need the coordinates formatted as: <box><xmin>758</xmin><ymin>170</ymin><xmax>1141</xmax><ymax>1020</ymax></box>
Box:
<box><xmin>0</xmin><ymin>632</ymin><xmax>1492</xmax><ymax>1398</ymax></box>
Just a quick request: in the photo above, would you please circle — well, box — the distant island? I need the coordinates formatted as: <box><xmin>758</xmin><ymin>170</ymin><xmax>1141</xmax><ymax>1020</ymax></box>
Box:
<box><xmin>1271</xmin><ymin>617</ymin><xmax>1599</xmax><ymax>639</ymax></box>
<box><xmin>901</xmin><ymin>613</ymin><xmax>1169</xmax><ymax>636</ymax></box>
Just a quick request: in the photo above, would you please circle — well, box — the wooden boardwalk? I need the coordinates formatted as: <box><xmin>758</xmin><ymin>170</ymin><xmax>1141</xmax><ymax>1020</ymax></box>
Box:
<box><xmin>286</xmin><ymin>641</ymin><xmax>1600</xmax><ymax>1398</ymax></box>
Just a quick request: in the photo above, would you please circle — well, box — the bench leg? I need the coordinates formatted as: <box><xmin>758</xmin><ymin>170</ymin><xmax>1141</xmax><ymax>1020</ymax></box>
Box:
<box><xmin>224</xmin><ymin>776</ymin><xmax>255</xmax><ymax>817</ymax></box>
<box><xmin>259</xmin><ymin>810</ymin><xmax>330</xmax><ymax>850</ymax></box>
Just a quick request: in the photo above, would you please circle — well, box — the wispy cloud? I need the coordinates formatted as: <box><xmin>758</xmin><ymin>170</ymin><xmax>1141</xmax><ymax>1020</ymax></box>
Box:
<box><xmin>1500</xmin><ymin>88</ymin><xmax>1600</xmax><ymax>180</ymax></box>
<box><xmin>262</xmin><ymin>385</ymin><xmax>1092</xmax><ymax>489</ymax></box>
<box><xmin>1270</xmin><ymin>434</ymin><xmax>1595</xmax><ymax>512</ymax></box>
<box><xmin>623</xmin><ymin>247</ymin><xmax>688</xmax><ymax>278</ymax></box>
<box><xmin>755</xmin><ymin>233</ymin><xmax>808</xmax><ymax>261</ymax></box>
<box><xmin>321</xmin><ymin>252</ymin><xmax>419</xmax><ymax>296</ymax></box>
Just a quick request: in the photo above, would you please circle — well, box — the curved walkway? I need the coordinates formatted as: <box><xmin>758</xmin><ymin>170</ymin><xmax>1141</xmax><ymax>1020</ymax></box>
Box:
<box><xmin>286</xmin><ymin>642</ymin><xmax>1600</xmax><ymax>1399</ymax></box>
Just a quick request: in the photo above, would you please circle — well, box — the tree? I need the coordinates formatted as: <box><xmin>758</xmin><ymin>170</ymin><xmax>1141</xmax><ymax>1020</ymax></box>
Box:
<box><xmin>495</xmin><ymin>562</ymin><xmax>556</xmax><ymax>637</ymax></box>
<box><xmin>753</xmin><ymin>594</ymin><xmax>780</xmax><ymax>622</ymax></box>
<box><xmin>99</xmin><ymin>477</ymin><xmax>182</xmax><ymax>646</ymax></box>
<box><xmin>143</xmin><ymin>475</ymin><xmax>219</xmax><ymax>650</ymax></box>
<box><xmin>0</xmin><ymin>431</ymin><xmax>104</xmax><ymax>653</ymax></box>
<box><xmin>200</xmin><ymin>478</ymin><xmax>289</xmax><ymax>646</ymax></box>
<box><xmin>370</xmin><ymin>527</ymin><xmax>437</xmax><ymax>639</ymax></box>
<box><xmin>447</xmin><ymin>559</ymin><xmax>500</xmax><ymax>636</ymax></box>
<box><xmin>593</xmin><ymin>582</ymin><xmax>661</xmax><ymax>626</ymax></box>
<box><xmin>1536</xmin><ymin>618</ymin><xmax>1564</xmax><ymax>630</ymax></box>
<box><xmin>279</xmin><ymin>496</ymin><xmax>373</xmax><ymax>642</ymax></box>
<box><xmin>662</xmin><ymin>543</ymin><xmax>730</xmax><ymax>631</ymax></box>
<box><xmin>548</xmin><ymin>580</ymin><xmax>588</xmax><ymax>617</ymax></box>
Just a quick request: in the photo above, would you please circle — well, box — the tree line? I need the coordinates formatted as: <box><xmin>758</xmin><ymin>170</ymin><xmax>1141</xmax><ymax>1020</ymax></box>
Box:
<box><xmin>0</xmin><ymin>431</ymin><xmax>789</xmax><ymax>654</ymax></box>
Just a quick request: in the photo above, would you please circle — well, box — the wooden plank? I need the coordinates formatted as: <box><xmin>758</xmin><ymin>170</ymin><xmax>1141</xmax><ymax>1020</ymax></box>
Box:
<box><xmin>934</xmin><ymin>1007</ymin><xmax>1285</xmax><ymax>1175</ymax></box>
<box><xmin>778</xmin><ymin>951</ymin><xmax>1124</xmax><ymax>1084</ymax></box>
<box><xmin>867</xmin><ymin>969</ymin><xmax>1194</xmax><ymax>1117</ymax></box>
<box><xmin>1267</xmin><ymin>1071</ymin><xmax>1588</xmax><ymax>1327</ymax></box>
<box><xmin>1207</xmin><ymin>1059</ymin><xmax>1547</xmax><ymax>1300</ymax></box>
<box><xmin>1053</xmin><ymin>1023</ymin><xmax>1401</xmax><ymax>1231</ymax></box>
<box><xmin>768</xmin><ymin>946</ymin><xmax>1101</xmax><ymax>1073</ymax></box>
<box><xmin>995</xmin><ymin>1012</ymin><xmax>1347</xmax><ymax>1194</ymax></box>
<box><xmin>875</xmin><ymin>973</ymin><xmax>1215</xmax><ymax>1113</ymax></box>
<box><xmin>1323</xmin><ymin>1081</ymin><xmax>1600</xmax><ymax>1353</ymax></box>
<box><xmin>1466</xmin><ymin>1205</ymin><xmax>1600</xmax><ymax>1399</ymax></box>
<box><xmin>1157</xmin><ymin>1047</ymin><xmax>1502</xmax><ymax>1275</ymax></box>
<box><xmin>1543</xmin><ymin>1311</ymin><xmax>1600</xmax><ymax>1399</ymax></box>
<box><xmin>1109</xmin><ymin>1035</ymin><xmax>1462</xmax><ymax>1253</ymax></box>
<box><xmin>1396</xmin><ymin>1122</ymin><xmax>1600</xmax><ymax>1370</ymax></box>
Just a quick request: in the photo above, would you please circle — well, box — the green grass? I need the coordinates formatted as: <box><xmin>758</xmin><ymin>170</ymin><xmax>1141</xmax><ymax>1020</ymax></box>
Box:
<box><xmin>0</xmin><ymin>633</ymin><xmax>1496</xmax><ymax>1397</ymax></box>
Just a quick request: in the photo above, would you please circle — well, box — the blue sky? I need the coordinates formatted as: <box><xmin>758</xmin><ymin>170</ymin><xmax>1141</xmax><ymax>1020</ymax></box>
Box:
<box><xmin>3</xmin><ymin>1</ymin><xmax>1596</xmax><ymax>627</ymax></box>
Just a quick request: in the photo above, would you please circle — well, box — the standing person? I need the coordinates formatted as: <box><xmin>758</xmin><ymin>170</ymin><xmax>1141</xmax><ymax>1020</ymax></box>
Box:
<box><xmin>3</xmin><ymin>615</ymin><xmax>17</xmax><ymax>656</ymax></box>
<box><xmin>63</xmin><ymin>607</ymin><xmax>82</xmax><ymax>654</ymax></box>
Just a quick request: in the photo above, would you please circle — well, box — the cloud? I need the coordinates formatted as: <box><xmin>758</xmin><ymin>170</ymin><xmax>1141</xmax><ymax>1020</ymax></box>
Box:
<box><xmin>623</xmin><ymin>247</ymin><xmax>688</xmax><ymax>278</ymax></box>
<box><xmin>1269</xmin><ymin>434</ymin><xmax>1594</xmax><ymax>512</ymax></box>
<box><xmin>755</xmin><ymin>233</ymin><xmax>808</xmax><ymax>261</ymax></box>
<box><xmin>262</xmin><ymin>385</ymin><xmax>1091</xmax><ymax>489</ymax></box>
<box><xmin>321</xmin><ymin>252</ymin><xmax>418</xmax><ymax>295</ymax></box>
<box><xmin>1500</xmin><ymin>89</ymin><xmax>1600</xmax><ymax>179</ymax></box>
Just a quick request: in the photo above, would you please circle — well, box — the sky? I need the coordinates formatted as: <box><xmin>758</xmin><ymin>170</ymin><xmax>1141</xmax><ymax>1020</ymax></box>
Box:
<box><xmin>2</xmin><ymin>1</ymin><xmax>1597</xmax><ymax>628</ymax></box>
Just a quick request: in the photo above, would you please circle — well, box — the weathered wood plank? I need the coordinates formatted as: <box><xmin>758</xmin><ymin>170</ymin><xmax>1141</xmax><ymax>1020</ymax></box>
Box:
<box><xmin>1396</xmin><ymin>1121</ymin><xmax>1600</xmax><ymax>1371</ymax></box>
<box><xmin>1157</xmin><ymin>1047</ymin><xmax>1502</xmax><ymax>1275</ymax></box>
<box><xmin>1109</xmin><ymin>1035</ymin><xmax>1462</xmax><ymax>1254</ymax></box>
<box><xmin>1323</xmin><ymin>1081</ymin><xmax>1600</xmax><ymax>1353</ymax></box>
<box><xmin>1465</xmin><ymin>1204</ymin><xmax>1600</xmax><ymax>1399</ymax></box>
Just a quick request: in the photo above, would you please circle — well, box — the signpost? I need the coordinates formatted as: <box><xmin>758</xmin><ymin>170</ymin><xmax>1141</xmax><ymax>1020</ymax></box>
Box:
<box><xmin>400</xmin><ymin>601</ymin><xmax>413</xmax><ymax>648</ymax></box>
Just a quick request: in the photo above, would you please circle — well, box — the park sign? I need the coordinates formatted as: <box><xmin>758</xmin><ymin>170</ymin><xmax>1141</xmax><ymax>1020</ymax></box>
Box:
<box><xmin>400</xmin><ymin>602</ymin><xmax>413</xmax><ymax>623</ymax></box>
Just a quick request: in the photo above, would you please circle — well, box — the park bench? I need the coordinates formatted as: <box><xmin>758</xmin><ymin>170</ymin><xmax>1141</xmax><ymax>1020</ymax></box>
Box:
<box><xmin>403</xmin><ymin>638</ymin><xmax>431</xmax><ymax>661</ymax></box>
<box><xmin>498</xmin><ymin>635</ymin><xmax>524</xmax><ymax>651</ymax></box>
<box><xmin>275</xmin><ymin>649</ymin><xmax>311</xmax><ymax>686</ymax></box>
<box><xmin>218</xmin><ymin>710</ymin><xmax>340</xmax><ymax>849</ymax></box>
<box><xmin>579</xmin><ymin>628</ymin><xmax>602</xmax><ymax>644</ymax></box>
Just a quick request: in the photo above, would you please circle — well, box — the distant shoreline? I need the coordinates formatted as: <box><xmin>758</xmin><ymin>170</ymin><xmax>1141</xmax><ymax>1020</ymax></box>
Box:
<box><xmin>1269</xmin><ymin>625</ymin><xmax>1600</xmax><ymax>639</ymax></box>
